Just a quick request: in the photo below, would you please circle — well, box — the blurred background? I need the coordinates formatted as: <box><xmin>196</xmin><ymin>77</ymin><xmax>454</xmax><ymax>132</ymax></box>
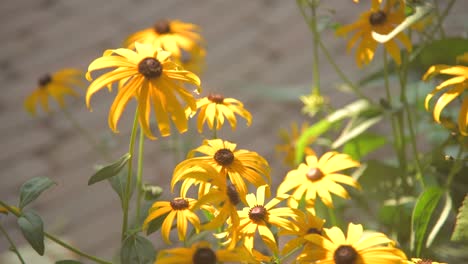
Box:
<box><xmin>1</xmin><ymin>0</ymin><xmax>467</xmax><ymax>262</ymax></box>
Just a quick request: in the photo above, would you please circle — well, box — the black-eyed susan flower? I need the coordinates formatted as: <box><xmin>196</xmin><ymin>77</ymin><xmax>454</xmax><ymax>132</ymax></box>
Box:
<box><xmin>407</xmin><ymin>258</ymin><xmax>447</xmax><ymax>264</ymax></box>
<box><xmin>191</xmin><ymin>93</ymin><xmax>252</xmax><ymax>133</ymax></box>
<box><xmin>172</xmin><ymin>139</ymin><xmax>271</xmax><ymax>199</ymax></box>
<box><xmin>278</xmin><ymin>152</ymin><xmax>360</xmax><ymax>208</ymax></box>
<box><xmin>156</xmin><ymin>241</ymin><xmax>258</xmax><ymax>264</ymax></box>
<box><xmin>275</xmin><ymin>122</ymin><xmax>316</xmax><ymax>168</ymax></box>
<box><xmin>24</xmin><ymin>69</ymin><xmax>84</xmax><ymax>115</ymax></box>
<box><xmin>143</xmin><ymin>197</ymin><xmax>200</xmax><ymax>244</ymax></box>
<box><xmin>86</xmin><ymin>42</ymin><xmax>201</xmax><ymax>139</ymax></box>
<box><xmin>298</xmin><ymin>223</ymin><xmax>407</xmax><ymax>264</ymax></box>
<box><xmin>237</xmin><ymin>185</ymin><xmax>301</xmax><ymax>254</ymax></box>
<box><xmin>336</xmin><ymin>0</ymin><xmax>412</xmax><ymax>67</ymax></box>
<box><xmin>422</xmin><ymin>60</ymin><xmax>468</xmax><ymax>136</ymax></box>
<box><xmin>279</xmin><ymin>212</ymin><xmax>325</xmax><ymax>257</ymax></box>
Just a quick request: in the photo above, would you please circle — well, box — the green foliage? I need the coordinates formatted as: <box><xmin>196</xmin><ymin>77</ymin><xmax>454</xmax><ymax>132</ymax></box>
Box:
<box><xmin>120</xmin><ymin>234</ymin><xmax>156</xmax><ymax>264</ymax></box>
<box><xmin>55</xmin><ymin>260</ymin><xmax>82</xmax><ymax>264</ymax></box>
<box><xmin>19</xmin><ymin>177</ymin><xmax>56</xmax><ymax>209</ymax></box>
<box><xmin>108</xmin><ymin>166</ymin><xmax>136</xmax><ymax>206</ymax></box>
<box><xmin>331</xmin><ymin>112</ymin><xmax>383</xmax><ymax>149</ymax></box>
<box><xmin>342</xmin><ymin>133</ymin><xmax>387</xmax><ymax>160</ymax></box>
<box><xmin>143</xmin><ymin>185</ymin><xmax>163</xmax><ymax>201</ymax></box>
<box><xmin>145</xmin><ymin>214</ymin><xmax>166</xmax><ymax>236</ymax></box>
<box><xmin>88</xmin><ymin>153</ymin><xmax>131</xmax><ymax>185</ymax></box>
<box><xmin>411</xmin><ymin>187</ymin><xmax>444</xmax><ymax>256</ymax></box>
<box><xmin>451</xmin><ymin>195</ymin><xmax>468</xmax><ymax>241</ymax></box>
<box><xmin>17</xmin><ymin>210</ymin><xmax>45</xmax><ymax>256</ymax></box>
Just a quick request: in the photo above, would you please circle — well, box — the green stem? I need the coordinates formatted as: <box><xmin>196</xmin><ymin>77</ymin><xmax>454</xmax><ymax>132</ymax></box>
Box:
<box><xmin>0</xmin><ymin>222</ymin><xmax>26</xmax><ymax>264</ymax></box>
<box><xmin>135</xmin><ymin>127</ymin><xmax>145</xmax><ymax>223</ymax></box>
<box><xmin>445</xmin><ymin>146</ymin><xmax>464</xmax><ymax>189</ymax></box>
<box><xmin>61</xmin><ymin>107</ymin><xmax>111</xmax><ymax>160</ymax></box>
<box><xmin>122</xmin><ymin>109</ymin><xmax>139</xmax><ymax>242</ymax></box>
<box><xmin>0</xmin><ymin>201</ymin><xmax>111</xmax><ymax>264</ymax></box>
<box><xmin>310</xmin><ymin>1</ymin><xmax>321</xmax><ymax>94</ymax></box>
<box><xmin>317</xmin><ymin>39</ymin><xmax>373</xmax><ymax>103</ymax></box>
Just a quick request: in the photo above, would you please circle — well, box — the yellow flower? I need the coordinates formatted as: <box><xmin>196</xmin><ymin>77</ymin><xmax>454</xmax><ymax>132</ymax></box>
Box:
<box><xmin>191</xmin><ymin>93</ymin><xmax>252</xmax><ymax>133</ymax></box>
<box><xmin>86</xmin><ymin>42</ymin><xmax>201</xmax><ymax>139</ymax></box>
<box><xmin>407</xmin><ymin>258</ymin><xmax>447</xmax><ymax>264</ymax></box>
<box><xmin>298</xmin><ymin>223</ymin><xmax>407</xmax><ymax>264</ymax></box>
<box><xmin>124</xmin><ymin>19</ymin><xmax>205</xmax><ymax>74</ymax></box>
<box><xmin>172</xmin><ymin>139</ymin><xmax>271</xmax><ymax>200</ymax></box>
<box><xmin>237</xmin><ymin>185</ymin><xmax>301</xmax><ymax>254</ymax></box>
<box><xmin>156</xmin><ymin>241</ymin><xmax>258</xmax><ymax>264</ymax></box>
<box><xmin>337</xmin><ymin>0</ymin><xmax>412</xmax><ymax>67</ymax></box>
<box><xmin>278</xmin><ymin>152</ymin><xmax>360</xmax><ymax>208</ymax></box>
<box><xmin>422</xmin><ymin>61</ymin><xmax>468</xmax><ymax>136</ymax></box>
<box><xmin>275</xmin><ymin>122</ymin><xmax>316</xmax><ymax>168</ymax></box>
<box><xmin>143</xmin><ymin>197</ymin><xmax>200</xmax><ymax>244</ymax></box>
<box><xmin>24</xmin><ymin>69</ymin><xmax>84</xmax><ymax>115</ymax></box>
<box><xmin>279</xmin><ymin>212</ymin><xmax>325</xmax><ymax>257</ymax></box>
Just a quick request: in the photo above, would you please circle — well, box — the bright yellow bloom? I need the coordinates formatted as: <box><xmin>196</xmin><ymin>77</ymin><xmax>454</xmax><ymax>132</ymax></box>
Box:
<box><xmin>298</xmin><ymin>223</ymin><xmax>407</xmax><ymax>264</ymax></box>
<box><xmin>337</xmin><ymin>0</ymin><xmax>412</xmax><ymax>67</ymax></box>
<box><xmin>124</xmin><ymin>19</ymin><xmax>205</xmax><ymax>74</ymax></box>
<box><xmin>191</xmin><ymin>94</ymin><xmax>252</xmax><ymax>133</ymax></box>
<box><xmin>237</xmin><ymin>185</ymin><xmax>301</xmax><ymax>254</ymax></box>
<box><xmin>156</xmin><ymin>241</ymin><xmax>258</xmax><ymax>264</ymax></box>
<box><xmin>86</xmin><ymin>42</ymin><xmax>201</xmax><ymax>139</ymax></box>
<box><xmin>407</xmin><ymin>258</ymin><xmax>447</xmax><ymax>264</ymax></box>
<box><xmin>278</xmin><ymin>152</ymin><xmax>360</xmax><ymax>208</ymax></box>
<box><xmin>172</xmin><ymin>139</ymin><xmax>271</xmax><ymax>199</ymax></box>
<box><xmin>275</xmin><ymin>122</ymin><xmax>316</xmax><ymax>168</ymax></box>
<box><xmin>143</xmin><ymin>197</ymin><xmax>200</xmax><ymax>244</ymax></box>
<box><xmin>24</xmin><ymin>69</ymin><xmax>84</xmax><ymax>115</ymax></box>
<box><xmin>279</xmin><ymin>212</ymin><xmax>325</xmax><ymax>257</ymax></box>
<box><xmin>422</xmin><ymin>61</ymin><xmax>468</xmax><ymax>136</ymax></box>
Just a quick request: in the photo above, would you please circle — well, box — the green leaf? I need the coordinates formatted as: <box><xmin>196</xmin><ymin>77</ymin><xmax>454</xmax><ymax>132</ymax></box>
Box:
<box><xmin>55</xmin><ymin>260</ymin><xmax>83</xmax><ymax>264</ymax></box>
<box><xmin>451</xmin><ymin>194</ymin><xmax>468</xmax><ymax>241</ymax></box>
<box><xmin>19</xmin><ymin>177</ymin><xmax>56</xmax><ymax>209</ymax></box>
<box><xmin>17</xmin><ymin>210</ymin><xmax>45</xmax><ymax>256</ymax></box>
<box><xmin>411</xmin><ymin>186</ymin><xmax>444</xmax><ymax>256</ymax></box>
<box><xmin>121</xmin><ymin>234</ymin><xmax>156</xmax><ymax>264</ymax></box>
<box><xmin>88</xmin><ymin>153</ymin><xmax>131</xmax><ymax>185</ymax></box>
<box><xmin>108</xmin><ymin>166</ymin><xmax>136</xmax><ymax>206</ymax></box>
<box><xmin>146</xmin><ymin>213</ymin><xmax>167</xmax><ymax>236</ymax></box>
<box><xmin>342</xmin><ymin>133</ymin><xmax>387</xmax><ymax>160</ymax></box>
<box><xmin>353</xmin><ymin>160</ymin><xmax>403</xmax><ymax>198</ymax></box>
<box><xmin>331</xmin><ymin>114</ymin><xmax>382</xmax><ymax>149</ymax></box>
<box><xmin>426</xmin><ymin>192</ymin><xmax>452</xmax><ymax>247</ymax></box>
<box><xmin>295</xmin><ymin>99</ymin><xmax>373</xmax><ymax>164</ymax></box>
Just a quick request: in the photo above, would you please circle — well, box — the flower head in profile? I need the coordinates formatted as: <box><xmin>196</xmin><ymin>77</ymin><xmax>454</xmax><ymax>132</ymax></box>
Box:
<box><xmin>143</xmin><ymin>197</ymin><xmax>200</xmax><ymax>244</ymax></box>
<box><xmin>407</xmin><ymin>258</ymin><xmax>447</xmax><ymax>264</ymax></box>
<box><xmin>336</xmin><ymin>0</ymin><xmax>412</xmax><ymax>67</ymax></box>
<box><xmin>191</xmin><ymin>93</ymin><xmax>252</xmax><ymax>133</ymax></box>
<box><xmin>237</xmin><ymin>185</ymin><xmax>301</xmax><ymax>254</ymax></box>
<box><xmin>156</xmin><ymin>241</ymin><xmax>258</xmax><ymax>264</ymax></box>
<box><xmin>24</xmin><ymin>69</ymin><xmax>84</xmax><ymax>115</ymax></box>
<box><xmin>172</xmin><ymin>139</ymin><xmax>270</xmax><ymax>199</ymax></box>
<box><xmin>278</xmin><ymin>152</ymin><xmax>360</xmax><ymax>208</ymax></box>
<box><xmin>422</xmin><ymin>57</ymin><xmax>468</xmax><ymax>136</ymax></box>
<box><xmin>124</xmin><ymin>19</ymin><xmax>205</xmax><ymax>74</ymax></box>
<box><xmin>275</xmin><ymin>122</ymin><xmax>316</xmax><ymax>168</ymax></box>
<box><xmin>298</xmin><ymin>223</ymin><xmax>407</xmax><ymax>264</ymax></box>
<box><xmin>86</xmin><ymin>42</ymin><xmax>201</xmax><ymax>139</ymax></box>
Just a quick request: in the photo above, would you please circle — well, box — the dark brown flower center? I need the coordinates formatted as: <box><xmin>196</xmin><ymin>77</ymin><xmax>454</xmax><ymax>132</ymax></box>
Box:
<box><xmin>306</xmin><ymin>168</ymin><xmax>324</xmax><ymax>181</ymax></box>
<box><xmin>306</xmin><ymin>227</ymin><xmax>321</xmax><ymax>235</ymax></box>
<box><xmin>154</xmin><ymin>20</ymin><xmax>171</xmax><ymax>34</ymax></box>
<box><xmin>138</xmin><ymin>57</ymin><xmax>163</xmax><ymax>79</ymax></box>
<box><xmin>38</xmin><ymin>74</ymin><xmax>52</xmax><ymax>87</ymax></box>
<box><xmin>214</xmin><ymin>149</ymin><xmax>234</xmax><ymax>166</ymax></box>
<box><xmin>249</xmin><ymin>205</ymin><xmax>267</xmax><ymax>222</ymax></box>
<box><xmin>369</xmin><ymin>10</ymin><xmax>387</xmax><ymax>26</ymax></box>
<box><xmin>334</xmin><ymin>245</ymin><xmax>358</xmax><ymax>264</ymax></box>
<box><xmin>226</xmin><ymin>184</ymin><xmax>240</xmax><ymax>205</ymax></box>
<box><xmin>416</xmin><ymin>260</ymin><xmax>433</xmax><ymax>264</ymax></box>
<box><xmin>193</xmin><ymin>247</ymin><xmax>217</xmax><ymax>264</ymax></box>
<box><xmin>208</xmin><ymin>94</ymin><xmax>224</xmax><ymax>104</ymax></box>
<box><xmin>170</xmin><ymin>198</ymin><xmax>189</xmax><ymax>210</ymax></box>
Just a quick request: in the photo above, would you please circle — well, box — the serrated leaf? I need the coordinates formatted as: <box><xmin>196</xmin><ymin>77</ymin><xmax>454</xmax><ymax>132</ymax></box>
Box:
<box><xmin>17</xmin><ymin>210</ymin><xmax>45</xmax><ymax>256</ymax></box>
<box><xmin>19</xmin><ymin>177</ymin><xmax>56</xmax><ymax>209</ymax></box>
<box><xmin>88</xmin><ymin>153</ymin><xmax>131</xmax><ymax>185</ymax></box>
<box><xmin>55</xmin><ymin>260</ymin><xmax>82</xmax><ymax>264</ymax></box>
<box><xmin>451</xmin><ymin>194</ymin><xmax>468</xmax><ymax>241</ymax></box>
<box><xmin>121</xmin><ymin>234</ymin><xmax>156</xmax><ymax>264</ymax></box>
<box><xmin>109</xmin><ymin>167</ymin><xmax>136</xmax><ymax>207</ymax></box>
<box><xmin>342</xmin><ymin>133</ymin><xmax>387</xmax><ymax>160</ymax></box>
<box><xmin>411</xmin><ymin>186</ymin><xmax>444</xmax><ymax>256</ymax></box>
